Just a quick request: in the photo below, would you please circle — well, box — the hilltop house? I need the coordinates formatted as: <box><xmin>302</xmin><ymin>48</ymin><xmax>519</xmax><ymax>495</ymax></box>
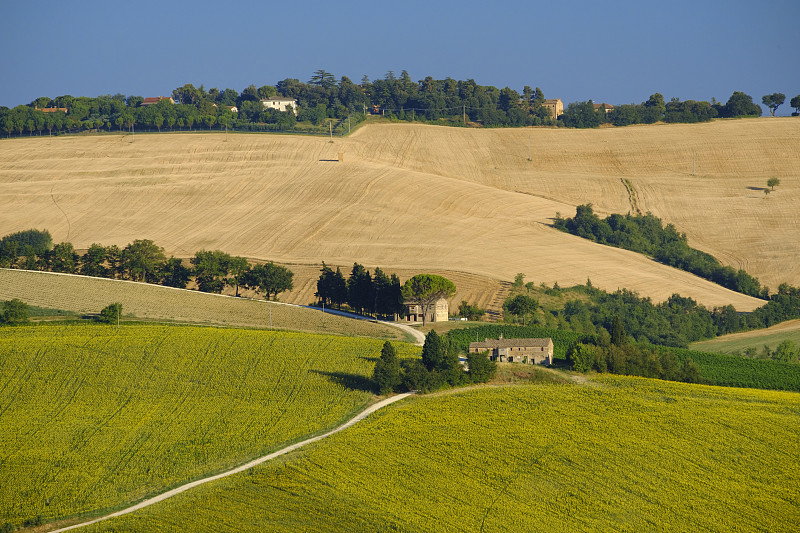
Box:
<box><xmin>541</xmin><ymin>99</ymin><xmax>563</xmax><ymax>120</ymax></box>
<box><xmin>261</xmin><ymin>97</ymin><xmax>298</xmax><ymax>115</ymax></box>
<box><xmin>468</xmin><ymin>336</ymin><xmax>554</xmax><ymax>365</ymax></box>
<box><xmin>141</xmin><ymin>96</ymin><xmax>175</xmax><ymax>106</ymax></box>
<box><xmin>35</xmin><ymin>107</ymin><xmax>68</xmax><ymax>113</ymax></box>
<box><xmin>594</xmin><ymin>103</ymin><xmax>615</xmax><ymax>114</ymax></box>
<box><xmin>405</xmin><ymin>297</ymin><xmax>449</xmax><ymax>323</ymax></box>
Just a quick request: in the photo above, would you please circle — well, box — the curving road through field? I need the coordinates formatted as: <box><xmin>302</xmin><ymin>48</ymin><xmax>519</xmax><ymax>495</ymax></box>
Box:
<box><xmin>49</xmin><ymin>393</ymin><xmax>413</xmax><ymax>532</ymax></box>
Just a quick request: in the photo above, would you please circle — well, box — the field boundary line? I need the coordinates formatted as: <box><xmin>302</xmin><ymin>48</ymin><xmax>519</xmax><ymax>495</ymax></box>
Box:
<box><xmin>48</xmin><ymin>392</ymin><xmax>413</xmax><ymax>532</ymax></box>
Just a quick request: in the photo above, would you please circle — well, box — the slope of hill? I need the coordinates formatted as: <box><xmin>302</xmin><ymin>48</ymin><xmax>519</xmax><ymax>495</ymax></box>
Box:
<box><xmin>0</xmin><ymin>269</ymin><xmax>408</xmax><ymax>340</ymax></box>
<box><xmin>2</xmin><ymin>119</ymin><xmax>796</xmax><ymax>311</ymax></box>
<box><xmin>691</xmin><ymin>319</ymin><xmax>800</xmax><ymax>354</ymax></box>
<box><xmin>87</xmin><ymin>377</ymin><xmax>800</xmax><ymax>532</ymax></box>
<box><xmin>0</xmin><ymin>324</ymin><xmax>418</xmax><ymax>528</ymax></box>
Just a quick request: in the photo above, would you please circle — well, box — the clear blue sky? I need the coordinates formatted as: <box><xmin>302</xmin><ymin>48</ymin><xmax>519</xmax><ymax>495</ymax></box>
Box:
<box><xmin>2</xmin><ymin>0</ymin><xmax>798</xmax><ymax>114</ymax></box>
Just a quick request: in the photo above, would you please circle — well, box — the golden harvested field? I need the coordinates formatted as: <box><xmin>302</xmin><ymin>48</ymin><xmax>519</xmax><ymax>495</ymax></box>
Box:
<box><xmin>0</xmin><ymin>269</ymin><xmax>408</xmax><ymax>340</ymax></box>
<box><xmin>2</xmin><ymin>118</ymin><xmax>797</xmax><ymax>311</ymax></box>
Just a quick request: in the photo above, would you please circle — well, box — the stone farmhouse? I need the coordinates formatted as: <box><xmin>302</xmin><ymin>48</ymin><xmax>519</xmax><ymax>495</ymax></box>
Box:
<box><xmin>541</xmin><ymin>98</ymin><xmax>563</xmax><ymax>120</ymax></box>
<box><xmin>261</xmin><ymin>97</ymin><xmax>298</xmax><ymax>115</ymax></box>
<box><xmin>404</xmin><ymin>297</ymin><xmax>449</xmax><ymax>323</ymax></box>
<box><xmin>468</xmin><ymin>336</ymin><xmax>554</xmax><ymax>365</ymax></box>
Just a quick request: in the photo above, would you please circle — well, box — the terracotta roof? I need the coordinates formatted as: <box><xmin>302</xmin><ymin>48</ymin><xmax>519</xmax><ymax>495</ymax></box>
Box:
<box><xmin>469</xmin><ymin>338</ymin><xmax>553</xmax><ymax>350</ymax></box>
<box><xmin>35</xmin><ymin>107</ymin><xmax>67</xmax><ymax>113</ymax></box>
<box><xmin>141</xmin><ymin>96</ymin><xmax>174</xmax><ymax>106</ymax></box>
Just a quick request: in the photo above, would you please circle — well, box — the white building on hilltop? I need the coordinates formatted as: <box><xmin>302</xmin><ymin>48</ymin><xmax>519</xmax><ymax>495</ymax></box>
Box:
<box><xmin>260</xmin><ymin>97</ymin><xmax>298</xmax><ymax>115</ymax></box>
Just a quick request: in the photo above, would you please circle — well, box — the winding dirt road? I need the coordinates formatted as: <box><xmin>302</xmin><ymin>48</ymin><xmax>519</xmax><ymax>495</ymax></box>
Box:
<box><xmin>49</xmin><ymin>393</ymin><xmax>413</xmax><ymax>532</ymax></box>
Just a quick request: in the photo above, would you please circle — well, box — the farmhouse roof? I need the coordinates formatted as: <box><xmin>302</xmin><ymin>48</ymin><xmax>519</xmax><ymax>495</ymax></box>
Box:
<box><xmin>469</xmin><ymin>337</ymin><xmax>553</xmax><ymax>350</ymax></box>
<box><xmin>141</xmin><ymin>96</ymin><xmax>175</xmax><ymax>106</ymax></box>
<box><xmin>261</xmin><ymin>97</ymin><xmax>296</xmax><ymax>102</ymax></box>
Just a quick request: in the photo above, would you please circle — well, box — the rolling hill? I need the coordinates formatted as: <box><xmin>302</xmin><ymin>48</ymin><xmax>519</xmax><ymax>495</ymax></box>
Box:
<box><xmin>2</xmin><ymin>118</ymin><xmax>797</xmax><ymax>312</ymax></box>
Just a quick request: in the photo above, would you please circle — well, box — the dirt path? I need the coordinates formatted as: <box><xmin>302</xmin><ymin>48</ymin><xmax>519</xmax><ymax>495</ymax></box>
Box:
<box><xmin>48</xmin><ymin>393</ymin><xmax>413</xmax><ymax>532</ymax></box>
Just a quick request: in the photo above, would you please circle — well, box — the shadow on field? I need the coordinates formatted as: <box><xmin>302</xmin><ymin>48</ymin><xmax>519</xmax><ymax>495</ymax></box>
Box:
<box><xmin>746</xmin><ymin>186</ymin><xmax>768</xmax><ymax>191</ymax></box>
<box><xmin>359</xmin><ymin>356</ymin><xmax>380</xmax><ymax>363</ymax></box>
<box><xmin>311</xmin><ymin>370</ymin><xmax>376</xmax><ymax>393</ymax></box>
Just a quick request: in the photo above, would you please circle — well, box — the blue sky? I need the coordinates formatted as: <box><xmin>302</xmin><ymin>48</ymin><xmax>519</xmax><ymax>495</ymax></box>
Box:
<box><xmin>2</xmin><ymin>0</ymin><xmax>798</xmax><ymax>114</ymax></box>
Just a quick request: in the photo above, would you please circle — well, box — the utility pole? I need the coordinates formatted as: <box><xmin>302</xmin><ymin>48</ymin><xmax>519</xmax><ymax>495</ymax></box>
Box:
<box><xmin>348</xmin><ymin>116</ymin><xmax>351</xmax><ymax>134</ymax></box>
<box><xmin>463</xmin><ymin>105</ymin><xmax>466</xmax><ymax>125</ymax></box>
<box><xmin>329</xmin><ymin>121</ymin><xmax>333</xmax><ymax>143</ymax></box>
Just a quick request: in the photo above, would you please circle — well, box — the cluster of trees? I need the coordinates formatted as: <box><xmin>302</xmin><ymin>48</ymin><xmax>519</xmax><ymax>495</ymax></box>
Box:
<box><xmin>564</xmin><ymin>91</ymin><xmax>770</xmax><ymax>129</ymax></box>
<box><xmin>372</xmin><ymin>331</ymin><xmax>497</xmax><ymax>394</ymax></box>
<box><xmin>737</xmin><ymin>339</ymin><xmax>800</xmax><ymax>363</ymax></box>
<box><xmin>554</xmin><ymin>205</ymin><xmax>766</xmax><ymax>298</ymax></box>
<box><xmin>315</xmin><ymin>267</ymin><xmax>458</xmax><ymax>324</ymax></box>
<box><xmin>315</xmin><ymin>262</ymin><xmax>404</xmax><ymax>318</ymax></box>
<box><xmin>456</xmin><ymin>300</ymin><xmax>485</xmax><ymax>321</ymax></box>
<box><xmin>502</xmin><ymin>293</ymin><xmax>539</xmax><ymax>325</ymax></box>
<box><xmin>566</xmin><ymin>340</ymin><xmax>702</xmax><ymax>383</ymax></box>
<box><xmin>3</xmin><ymin>72</ymin><xmax>793</xmax><ymax>138</ymax></box>
<box><xmin>1</xmin><ymin>299</ymin><xmax>29</xmax><ymax>325</ymax></box>
<box><xmin>553</xmin><ymin>280</ymin><xmax>800</xmax><ymax>347</ymax></box>
<box><xmin>0</xmin><ymin>229</ymin><xmax>293</xmax><ymax>300</ymax></box>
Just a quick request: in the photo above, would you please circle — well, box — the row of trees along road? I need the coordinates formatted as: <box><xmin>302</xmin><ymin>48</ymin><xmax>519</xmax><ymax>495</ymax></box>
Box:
<box><xmin>0</xmin><ymin>229</ymin><xmax>293</xmax><ymax>300</ymax></box>
<box><xmin>315</xmin><ymin>262</ymin><xmax>405</xmax><ymax>319</ymax></box>
<box><xmin>4</xmin><ymin>70</ymin><xmax>794</xmax><ymax>137</ymax></box>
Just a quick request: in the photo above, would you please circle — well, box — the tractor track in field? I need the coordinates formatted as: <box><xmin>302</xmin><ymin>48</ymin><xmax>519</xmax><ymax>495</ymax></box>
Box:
<box><xmin>47</xmin><ymin>393</ymin><xmax>413</xmax><ymax>532</ymax></box>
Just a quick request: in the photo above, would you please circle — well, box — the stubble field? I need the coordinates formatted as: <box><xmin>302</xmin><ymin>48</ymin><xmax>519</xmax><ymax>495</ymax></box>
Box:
<box><xmin>3</xmin><ymin>118</ymin><xmax>796</xmax><ymax>312</ymax></box>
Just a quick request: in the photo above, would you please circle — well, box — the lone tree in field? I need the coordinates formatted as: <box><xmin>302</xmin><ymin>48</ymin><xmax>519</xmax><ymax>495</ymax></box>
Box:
<box><xmin>97</xmin><ymin>302</ymin><xmax>122</xmax><ymax>325</ymax></box>
<box><xmin>767</xmin><ymin>177</ymin><xmax>780</xmax><ymax>191</ymax></box>
<box><xmin>761</xmin><ymin>93</ymin><xmax>785</xmax><ymax>117</ymax></box>
<box><xmin>401</xmin><ymin>274</ymin><xmax>456</xmax><ymax>326</ymax></box>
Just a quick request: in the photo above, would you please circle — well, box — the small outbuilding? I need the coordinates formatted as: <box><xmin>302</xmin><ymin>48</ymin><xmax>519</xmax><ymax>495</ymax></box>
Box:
<box><xmin>468</xmin><ymin>336</ymin><xmax>554</xmax><ymax>365</ymax></box>
<box><xmin>404</xmin><ymin>297</ymin><xmax>449</xmax><ymax>323</ymax></box>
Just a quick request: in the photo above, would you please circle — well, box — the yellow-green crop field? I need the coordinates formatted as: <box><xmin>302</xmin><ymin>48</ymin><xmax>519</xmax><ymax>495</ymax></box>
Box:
<box><xmin>0</xmin><ymin>323</ymin><xmax>418</xmax><ymax>528</ymax></box>
<box><xmin>89</xmin><ymin>377</ymin><xmax>800</xmax><ymax>532</ymax></box>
